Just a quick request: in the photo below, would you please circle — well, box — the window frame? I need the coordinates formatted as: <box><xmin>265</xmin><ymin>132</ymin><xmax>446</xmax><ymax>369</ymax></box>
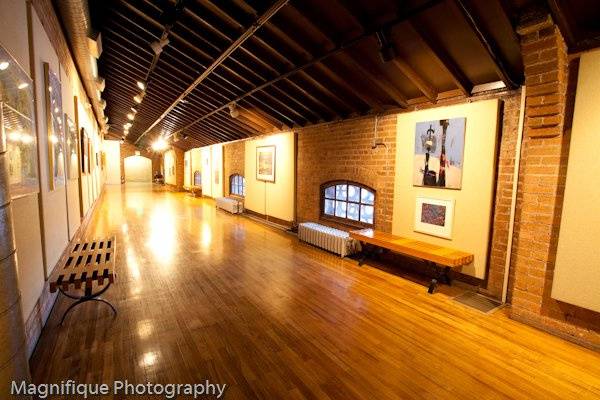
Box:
<box><xmin>320</xmin><ymin>180</ymin><xmax>376</xmax><ymax>228</ymax></box>
<box><xmin>229</xmin><ymin>173</ymin><xmax>246</xmax><ymax>197</ymax></box>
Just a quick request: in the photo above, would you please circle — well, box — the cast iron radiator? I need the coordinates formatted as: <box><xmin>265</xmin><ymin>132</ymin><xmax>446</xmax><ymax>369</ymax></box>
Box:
<box><xmin>216</xmin><ymin>197</ymin><xmax>243</xmax><ymax>214</ymax></box>
<box><xmin>298</xmin><ymin>222</ymin><xmax>360</xmax><ymax>257</ymax></box>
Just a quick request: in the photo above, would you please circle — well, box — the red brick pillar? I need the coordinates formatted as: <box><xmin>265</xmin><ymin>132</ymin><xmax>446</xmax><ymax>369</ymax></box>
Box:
<box><xmin>507</xmin><ymin>12</ymin><xmax>600</xmax><ymax>345</ymax></box>
<box><xmin>511</xmin><ymin>17</ymin><xmax>565</xmax><ymax>312</ymax></box>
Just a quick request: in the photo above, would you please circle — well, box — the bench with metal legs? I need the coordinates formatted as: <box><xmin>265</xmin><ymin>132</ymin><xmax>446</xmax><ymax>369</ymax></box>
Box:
<box><xmin>58</xmin><ymin>282</ymin><xmax>117</xmax><ymax>325</ymax></box>
<box><xmin>49</xmin><ymin>236</ymin><xmax>117</xmax><ymax>325</ymax></box>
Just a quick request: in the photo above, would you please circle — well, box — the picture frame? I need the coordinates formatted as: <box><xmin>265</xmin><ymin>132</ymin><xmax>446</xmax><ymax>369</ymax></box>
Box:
<box><xmin>64</xmin><ymin>114</ymin><xmax>79</xmax><ymax>180</ymax></box>
<box><xmin>43</xmin><ymin>62</ymin><xmax>65</xmax><ymax>191</ymax></box>
<box><xmin>80</xmin><ymin>127</ymin><xmax>89</xmax><ymax>174</ymax></box>
<box><xmin>0</xmin><ymin>44</ymin><xmax>39</xmax><ymax>199</ymax></box>
<box><xmin>256</xmin><ymin>145</ymin><xmax>275</xmax><ymax>182</ymax></box>
<box><xmin>413</xmin><ymin>117</ymin><xmax>466</xmax><ymax>190</ymax></box>
<box><xmin>414</xmin><ymin>197</ymin><xmax>455</xmax><ymax>239</ymax></box>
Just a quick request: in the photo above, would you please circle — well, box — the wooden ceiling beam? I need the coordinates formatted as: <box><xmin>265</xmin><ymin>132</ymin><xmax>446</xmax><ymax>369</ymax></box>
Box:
<box><xmin>184</xmin><ymin>1</ymin><xmax>345</xmax><ymax>120</ymax></box>
<box><xmin>111</xmin><ymin>4</ymin><xmax>309</xmax><ymax>132</ymax></box>
<box><xmin>390</xmin><ymin>58</ymin><xmax>437</xmax><ymax>102</ymax></box>
<box><xmin>337</xmin><ymin>52</ymin><xmax>408</xmax><ymax>108</ymax></box>
<box><xmin>168</xmin><ymin>0</ymin><xmax>442</xmax><ymax>137</ymax></box>
<box><xmin>135</xmin><ymin>0</ymin><xmax>290</xmax><ymax>144</ymax></box>
<box><xmin>314</xmin><ymin>61</ymin><xmax>380</xmax><ymax>111</ymax></box>
<box><xmin>452</xmin><ymin>0</ymin><xmax>519</xmax><ymax>89</ymax></box>
<box><xmin>408</xmin><ymin>21</ymin><xmax>472</xmax><ymax>96</ymax></box>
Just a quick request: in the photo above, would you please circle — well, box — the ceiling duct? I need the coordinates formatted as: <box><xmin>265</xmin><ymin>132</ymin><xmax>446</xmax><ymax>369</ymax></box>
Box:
<box><xmin>54</xmin><ymin>0</ymin><xmax>108</xmax><ymax>130</ymax></box>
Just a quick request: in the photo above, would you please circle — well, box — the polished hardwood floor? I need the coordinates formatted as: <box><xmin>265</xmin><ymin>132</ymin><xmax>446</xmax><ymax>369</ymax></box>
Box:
<box><xmin>31</xmin><ymin>184</ymin><xmax>600</xmax><ymax>399</ymax></box>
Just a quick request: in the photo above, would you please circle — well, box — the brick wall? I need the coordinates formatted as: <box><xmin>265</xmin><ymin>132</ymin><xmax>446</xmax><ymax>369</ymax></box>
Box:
<box><xmin>296</xmin><ymin>115</ymin><xmax>397</xmax><ymax>232</ymax></box>
<box><xmin>223</xmin><ymin>141</ymin><xmax>245</xmax><ymax>196</ymax></box>
<box><xmin>481</xmin><ymin>94</ymin><xmax>522</xmax><ymax>298</ymax></box>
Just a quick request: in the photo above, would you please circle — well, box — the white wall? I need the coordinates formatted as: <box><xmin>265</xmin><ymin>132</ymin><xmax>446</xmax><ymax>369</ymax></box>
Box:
<box><xmin>164</xmin><ymin>149</ymin><xmax>176</xmax><ymax>186</ymax></box>
<box><xmin>184</xmin><ymin>151</ymin><xmax>191</xmax><ymax>188</ymax></box>
<box><xmin>552</xmin><ymin>49</ymin><xmax>600</xmax><ymax>312</ymax></box>
<box><xmin>124</xmin><ymin>155</ymin><xmax>152</xmax><ymax>182</ymax></box>
<box><xmin>104</xmin><ymin>140</ymin><xmax>121</xmax><ymax>184</ymax></box>
<box><xmin>211</xmin><ymin>144</ymin><xmax>223</xmax><ymax>198</ymax></box>
<box><xmin>0</xmin><ymin>0</ymin><xmax>46</xmax><ymax>320</ymax></box>
<box><xmin>31</xmin><ymin>9</ymin><xmax>69</xmax><ymax>278</ymax></box>
<box><xmin>393</xmin><ymin>100</ymin><xmax>500</xmax><ymax>279</ymax></box>
<box><xmin>200</xmin><ymin>146</ymin><xmax>211</xmax><ymax>196</ymax></box>
<box><xmin>244</xmin><ymin>132</ymin><xmax>295</xmax><ymax>222</ymax></box>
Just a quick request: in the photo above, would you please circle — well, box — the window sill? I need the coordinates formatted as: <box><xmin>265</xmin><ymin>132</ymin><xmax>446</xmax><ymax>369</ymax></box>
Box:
<box><xmin>320</xmin><ymin>215</ymin><xmax>373</xmax><ymax>230</ymax></box>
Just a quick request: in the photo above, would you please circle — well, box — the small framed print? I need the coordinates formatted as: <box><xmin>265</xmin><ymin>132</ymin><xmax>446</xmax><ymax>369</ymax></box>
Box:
<box><xmin>256</xmin><ymin>145</ymin><xmax>275</xmax><ymax>182</ymax></box>
<box><xmin>414</xmin><ymin>197</ymin><xmax>455</xmax><ymax>239</ymax></box>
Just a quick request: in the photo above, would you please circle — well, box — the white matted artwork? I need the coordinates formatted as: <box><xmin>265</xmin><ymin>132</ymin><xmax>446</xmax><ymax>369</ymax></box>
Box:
<box><xmin>414</xmin><ymin>117</ymin><xmax>466</xmax><ymax>189</ymax></box>
<box><xmin>414</xmin><ymin>197</ymin><xmax>455</xmax><ymax>239</ymax></box>
<box><xmin>256</xmin><ymin>145</ymin><xmax>275</xmax><ymax>182</ymax></box>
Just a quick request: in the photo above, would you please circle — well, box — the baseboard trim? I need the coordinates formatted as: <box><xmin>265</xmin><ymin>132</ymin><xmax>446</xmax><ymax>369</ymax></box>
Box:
<box><xmin>244</xmin><ymin>209</ymin><xmax>293</xmax><ymax>229</ymax></box>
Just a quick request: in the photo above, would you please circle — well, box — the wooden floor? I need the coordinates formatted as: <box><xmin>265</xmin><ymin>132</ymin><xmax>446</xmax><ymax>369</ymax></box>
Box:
<box><xmin>30</xmin><ymin>184</ymin><xmax>600</xmax><ymax>399</ymax></box>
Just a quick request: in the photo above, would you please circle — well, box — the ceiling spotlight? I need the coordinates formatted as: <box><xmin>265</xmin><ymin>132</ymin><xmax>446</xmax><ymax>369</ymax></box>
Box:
<box><xmin>17</xmin><ymin>82</ymin><xmax>29</xmax><ymax>90</ymax></box>
<box><xmin>0</xmin><ymin>61</ymin><xmax>9</xmax><ymax>70</ymax></box>
<box><xmin>133</xmin><ymin>91</ymin><xmax>145</xmax><ymax>103</ymax></box>
<box><xmin>228</xmin><ymin>102</ymin><xmax>239</xmax><ymax>118</ymax></box>
<box><xmin>151</xmin><ymin>137</ymin><xmax>168</xmax><ymax>152</ymax></box>
<box><xmin>150</xmin><ymin>36</ymin><xmax>170</xmax><ymax>55</ymax></box>
<box><xmin>127</xmin><ymin>113</ymin><xmax>135</xmax><ymax>121</ymax></box>
<box><xmin>131</xmin><ymin>107</ymin><xmax>137</xmax><ymax>114</ymax></box>
<box><xmin>137</xmin><ymin>81</ymin><xmax>146</xmax><ymax>90</ymax></box>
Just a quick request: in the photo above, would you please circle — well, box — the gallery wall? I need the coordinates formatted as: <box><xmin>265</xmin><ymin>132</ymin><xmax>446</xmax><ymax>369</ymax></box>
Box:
<box><xmin>164</xmin><ymin>149</ymin><xmax>176</xmax><ymax>186</ymax></box>
<box><xmin>244</xmin><ymin>132</ymin><xmax>295</xmax><ymax>224</ymax></box>
<box><xmin>393</xmin><ymin>100</ymin><xmax>500</xmax><ymax>279</ymax></box>
<box><xmin>0</xmin><ymin>0</ymin><xmax>46</xmax><ymax>333</ymax></box>
<box><xmin>124</xmin><ymin>155</ymin><xmax>152</xmax><ymax>182</ymax></box>
<box><xmin>1</xmin><ymin>0</ymin><xmax>106</xmax><ymax>356</ymax></box>
<box><xmin>104</xmin><ymin>140</ymin><xmax>121</xmax><ymax>185</ymax></box>
<box><xmin>552</xmin><ymin>49</ymin><xmax>600</xmax><ymax>313</ymax></box>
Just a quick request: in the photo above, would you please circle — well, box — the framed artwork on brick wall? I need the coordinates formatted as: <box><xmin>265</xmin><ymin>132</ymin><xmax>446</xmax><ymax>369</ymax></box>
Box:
<box><xmin>256</xmin><ymin>145</ymin><xmax>275</xmax><ymax>182</ymax></box>
<box><xmin>414</xmin><ymin>197</ymin><xmax>455</xmax><ymax>239</ymax></box>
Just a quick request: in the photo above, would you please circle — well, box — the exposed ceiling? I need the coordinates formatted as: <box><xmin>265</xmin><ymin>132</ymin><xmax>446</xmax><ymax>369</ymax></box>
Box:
<box><xmin>78</xmin><ymin>0</ymin><xmax>600</xmax><ymax>151</ymax></box>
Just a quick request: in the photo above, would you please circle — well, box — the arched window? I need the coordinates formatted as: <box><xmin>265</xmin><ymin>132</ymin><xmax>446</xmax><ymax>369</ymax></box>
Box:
<box><xmin>230</xmin><ymin>174</ymin><xmax>245</xmax><ymax>196</ymax></box>
<box><xmin>321</xmin><ymin>181</ymin><xmax>375</xmax><ymax>226</ymax></box>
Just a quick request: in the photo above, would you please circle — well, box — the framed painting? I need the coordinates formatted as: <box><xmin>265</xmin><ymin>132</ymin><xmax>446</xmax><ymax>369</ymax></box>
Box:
<box><xmin>256</xmin><ymin>145</ymin><xmax>275</xmax><ymax>182</ymax></box>
<box><xmin>64</xmin><ymin>114</ymin><xmax>79</xmax><ymax>180</ymax></box>
<box><xmin>43</xmin><ymin>62</ymin><xmax>65</xmax><ymax>191</ymax></box>
<box><xmin>414</xmin><ymin>117</ymin><xmax>466</xmax><ymax>189</ymax></box>
<box><xmin>0</xmin><ymin>45</ymin><xmax>39</xmax><ymax>199</ymax></box>
<box><xmin>80</xmin><ymin>127</ymin><xmax>89</xmax><ymax>174</ymax></box>
<box><xmin>414</xmin><ymin>197</ymin><xmax>455</xmax><ymax>239</ymax></box>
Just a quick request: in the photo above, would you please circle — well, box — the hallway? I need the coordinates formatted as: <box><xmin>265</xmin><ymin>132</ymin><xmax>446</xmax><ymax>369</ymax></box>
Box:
<box><xmin>29</xmin><ymin>185</ymin><xmax>600</xmax><ymax>399</ymax></box>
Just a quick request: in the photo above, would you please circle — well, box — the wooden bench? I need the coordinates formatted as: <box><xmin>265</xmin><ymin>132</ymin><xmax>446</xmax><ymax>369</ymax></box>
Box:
<box><xmin>349</xmin><ymin>228</ymin><xmax>473</xmax><ymax>293</ymax></box>
<box><xmin>49</xmin><ymin>236</ymin><xmax>117</xmax><ymax>324</ymax></box>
